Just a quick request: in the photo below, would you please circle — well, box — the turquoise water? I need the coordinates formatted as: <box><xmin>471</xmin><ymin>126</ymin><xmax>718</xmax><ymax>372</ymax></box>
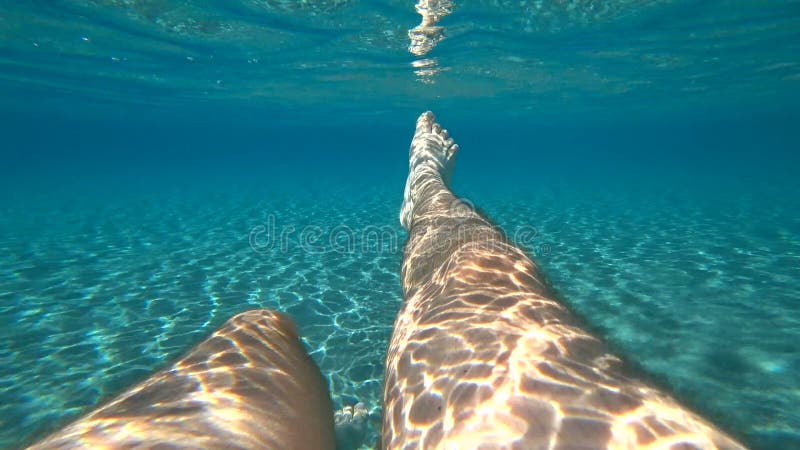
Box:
<box><xmin>1</xmin><ymin>1</ymin><xmax>799</xmax><ymax>449</ymax></box>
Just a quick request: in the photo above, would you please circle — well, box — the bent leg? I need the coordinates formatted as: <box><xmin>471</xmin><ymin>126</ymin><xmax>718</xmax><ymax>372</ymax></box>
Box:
<box><xmin>28</xmin><ymin>309</ymin><xmax>335</xmax><ymax>450</ymax></box>
<box><xmin>383</xmin><ymin>111</ymin><xmax>746</xmax><ymax>449</ymax></box>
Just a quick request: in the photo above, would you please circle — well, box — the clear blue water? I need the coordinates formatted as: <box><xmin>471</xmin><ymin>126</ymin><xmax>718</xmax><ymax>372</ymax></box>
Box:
<box><xmin>1</xmin><ymin>1</ymin><xmax>799</xmax><ymax>449</ymax></box>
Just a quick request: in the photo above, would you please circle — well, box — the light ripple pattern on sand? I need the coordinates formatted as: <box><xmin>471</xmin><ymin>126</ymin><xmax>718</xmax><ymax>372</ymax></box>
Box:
<box><xmin>0</xmin><ymin>187</ymin><xmax>401</xmax><ymax>448</ymax></box>
<box><xmin>0</xmin><ymin>180</ymin><xmax>798</xmax><ymax>449</ymax></box>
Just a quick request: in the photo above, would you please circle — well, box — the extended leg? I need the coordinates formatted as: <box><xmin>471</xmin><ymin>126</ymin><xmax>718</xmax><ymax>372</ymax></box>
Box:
<box><xmin>383</xmin><ymin>111</ymin><xmax>745</xmax><ymax>449</ymax></box>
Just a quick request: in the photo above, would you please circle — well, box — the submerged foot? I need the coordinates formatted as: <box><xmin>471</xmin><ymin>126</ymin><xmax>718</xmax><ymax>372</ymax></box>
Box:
<box><xmin>400</xmin><ymin>111</ymin><xmax>459</xmax><ymax>229</ymax></box>
<box><xmin>334</xmin><ymin>402</ymin><xmax>369</xmax><ymax>450</ymax></box>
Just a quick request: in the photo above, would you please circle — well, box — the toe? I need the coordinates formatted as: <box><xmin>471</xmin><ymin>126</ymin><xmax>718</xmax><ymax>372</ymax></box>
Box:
<box><xmin>447</xmin><ymin>143</ymin><xmax>459</xmax><ymax>161</ymax></box>
<box><xmin>353</xmin><ymin>402</ymin><xmax>368</xmax><ymax>420</ymax></box>
<box><xmin>416</xmin><ymin>111</ymin><xmax>435</xmax><ymax>132</ymax></box>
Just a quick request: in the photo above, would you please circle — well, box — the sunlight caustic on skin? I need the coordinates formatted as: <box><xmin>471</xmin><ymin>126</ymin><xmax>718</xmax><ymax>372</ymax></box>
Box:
<box><xmin>384</xmin><ymin>111</ymin><xmax>748</xmax><ymax>449</ymax></box>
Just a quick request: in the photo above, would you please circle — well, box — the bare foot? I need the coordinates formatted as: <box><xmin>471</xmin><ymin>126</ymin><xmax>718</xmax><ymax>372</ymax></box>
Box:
<box><xmin>400</xmin><ymin>111</ymin><xmax>459</xmax><ymax>230</ymax></box>
<box><xmin>334</xmin><ymin>402</ymin><xmax>369</xmax><ymax>449</ymax></box>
